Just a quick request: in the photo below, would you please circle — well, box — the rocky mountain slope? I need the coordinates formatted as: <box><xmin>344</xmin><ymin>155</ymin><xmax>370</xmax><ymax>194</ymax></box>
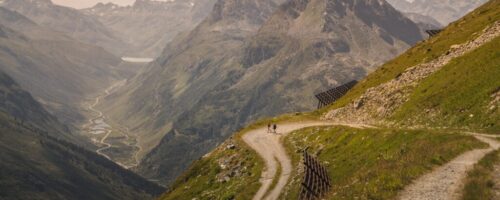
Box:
<box><xmin>101</xmin><ymin>0</ymin><xmax>423</xmax><ymax>185</ymax></box>
<box><xmin>83</xmin><ymin>0</ymin><xmax>217</xmax><ymax>57</ymax></box>
<box><xmin>0</xmin><ymin>0</ymin><xmax>127</xmax><ymax>55</ymax></box>
<box><xmin>160</xmin><ymin>1</ymin><xmax>499</xmax><ymax>198</ymax></box>
<box><xmin>0</xmin><ymin>70</ymin><xmax>165</xmax><ymax>200</ymax></box>
<box><xmin>0</xmin><ymin>8</ymin><xmax>124</xmax><ymax>126</ymax></box>
<box><xmin>386</xmin><ymin>0</ymin><xmax>488</xmax><ymax>25</ymax></box>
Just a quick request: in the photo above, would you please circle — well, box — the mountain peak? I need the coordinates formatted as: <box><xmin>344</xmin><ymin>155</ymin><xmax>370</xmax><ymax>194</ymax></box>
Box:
<box><xmin>2</xmin><ymin>0</ymin><xmax>53</xmax><ymax>7</ymax></box>
<box><xmin>385</xmin><ymin>0</ymin><xmax>488</xmax><ymax>25</ymax></box>
<box><xmin>132</xmin><ymin>0</ymin><xmax>195</xmax><ymax>11</ymax></box>
<box><xmin>206</xmin><ymin>0</ymin><xmax>283</xmax><ymax>28</ymax></box>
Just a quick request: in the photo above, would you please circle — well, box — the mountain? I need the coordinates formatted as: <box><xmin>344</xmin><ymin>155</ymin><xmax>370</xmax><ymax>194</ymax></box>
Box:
<box><xmin>83</xmin><ymin>0</ymin><xmax>217</xmax><ymax>57</ymax></box>
<box><xmin>101</xmin><ymin>0</ymin><xmax>423</xmax><ymax>185</ymax></box>
<box><xmin>0</xmin><ymin>0</ymin><xmax>127</xmax><ymax>55</ymax></box>
<box><xmin>386</xmin><ymin>0</ymin><xmax>488</xmax><ymax>25</ymax></box>
<box><xmin>0</xmin><ymin>8</ymin><xmax>122</xmax><ymax>126</ymax></box>
<box><xmin>160</xmin><ymin>0</ymin><xmax>499</xmax><ymax>199</ymax></box>
<box><xmin>0</xmin><ymin>70</ymin><xmax>165</xmax><ymax>200</ymax></box>
<box><xmin>404</xmin><ymin>12</ymin><xmax>443</xmax><ymax>32</ymax></box>
<box><xmin>101</xmin><ymin>0</ymin><xmax>287</xmax><ymax>183</ymax></box>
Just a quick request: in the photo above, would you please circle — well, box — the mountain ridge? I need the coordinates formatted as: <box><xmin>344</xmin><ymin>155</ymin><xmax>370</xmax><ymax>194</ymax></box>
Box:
<box><xmin>386</xmin><ymin>0</ymin><xmax>488</xmax><ymax>25</ymax></box>
<box><xmin>0</xmin><ymin>7</ymin><xmax>124</xmax><ymax>128</ymax></box>
<box><xmin>1</xmin><ymin>0</ymin><xmax>128</xmax><ymax>55</ymax></box>
<box><xmin>83</xmin><ymin>0</ymin><xmax>217</xmax><ymax>57</ymax></box>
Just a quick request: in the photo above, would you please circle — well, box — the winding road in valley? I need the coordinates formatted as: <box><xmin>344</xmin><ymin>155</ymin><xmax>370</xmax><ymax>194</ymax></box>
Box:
<box><xmin>243</xmin><ymin>121</ymin><xmax>500</xmax><ymax>200</ymax></box>
<box><xmin>84</xmin><ymin>80</ymin><xmax>142</xmax><ymax>169</ymax></box>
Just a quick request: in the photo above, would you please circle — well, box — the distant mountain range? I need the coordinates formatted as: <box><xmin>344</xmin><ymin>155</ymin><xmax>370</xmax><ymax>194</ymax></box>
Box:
<box><xmin>100</xmin><ymin>0</ymin><xmax>423</xmax><ymax>185</ymax></box>
<box><xmin>0</xmin><ymin>0</ymin><xmax>129</xmax><ymax>55</ymax></box>
<box><xmin>386</xmin><ymin>0</ymin><xmax>488</xmax><ymax>25</ymax></box>
<box><xmin>403</xmin><ymin>12</ymin><xmax>443</xmax><ymax>31</ymax></box>
<box><xmin>82</xmin><ymin>0</ymin><xmax>217</xmax><ymax>57</ymax></box>
<box><xmin>0</xmin><ymin>7</ymin><xmax>125</xmax><ymax>127</ymax></box>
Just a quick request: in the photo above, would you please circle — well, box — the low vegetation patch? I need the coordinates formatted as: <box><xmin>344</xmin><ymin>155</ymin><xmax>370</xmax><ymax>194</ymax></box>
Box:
<box><xmin>391</xmin><ymin>37</ymin><xmax>500</xmax><ymax>132</ymax></box>
<box><xmin>462</xmin><ymin>150</ymin><xmax>499</xmax><ymax>200</ymax></box>
<box><xmin>160</xmin><ymin>137</ymin><xmax>263</xmax><ymax>200</ymax></box>
<box><xmin>282</xmin><ymin>126</ymin><xmax>486</xmax><ymax>199</ymax></box>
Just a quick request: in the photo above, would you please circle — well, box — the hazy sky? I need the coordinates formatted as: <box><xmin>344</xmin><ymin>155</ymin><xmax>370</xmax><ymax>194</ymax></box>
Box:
<box><xmin>52</xmin><ymin>0</ymin><xmax>136</xmax><ymax>9</ymax></box>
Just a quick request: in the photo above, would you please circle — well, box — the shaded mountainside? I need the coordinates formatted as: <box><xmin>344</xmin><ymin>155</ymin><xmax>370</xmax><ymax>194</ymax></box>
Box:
<box><xmin>160</xmin><ymin>1</ymin><xmax>499</xmax><ymax>199</ymax></box>
<box><xmin>386</xmin><ymin>0</ymin><xmax>488</xmax><ymax>25</ymax></box>
<box><xmin>0</xmin><ymin>0</ymin><xmax>127</xmax><ymax>55</ymax></box>
<box><xmin>0</xmin><ymin>9</ymin><xmax>123</xmax><ymax>125</ymax></box>
<box><xmin>102</xmin><ymin>0</ymin><xmax>423</xmax><ymax>185</ymax></box>
<box><xmin>83</xmin><ymin>0</ymin><xmax>217</xmax><ymax>57</ymax></box>
<box><xmin>0</xmin><ymin>70</ymin><xmax>164</xmax><ymax>200</ymax></box>
<box><xmin>0</xmin><ymin>71</ymin><xmax>70</xmax><ymax>140</ymax></box>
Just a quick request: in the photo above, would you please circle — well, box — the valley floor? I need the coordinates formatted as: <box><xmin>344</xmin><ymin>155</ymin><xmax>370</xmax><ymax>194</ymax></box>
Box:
<box><xmin>81</xmin><ymin>80</ymin><xmax>142</xmax><ymax>169</ymax></box>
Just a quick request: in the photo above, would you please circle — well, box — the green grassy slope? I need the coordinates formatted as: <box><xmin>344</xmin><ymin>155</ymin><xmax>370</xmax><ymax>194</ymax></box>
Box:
<box><xmin>391</xmin><ymin>37</ymin><xmax>500</xmax><ymax>132</ymax></box>
<box><xmin>282</xmin><ymin>126</ymin><xmax>486</xmax><ymax>199</ymax></box>
<box><xmin>159</xmin><ymin>134</ymin><xmax>263</xmax><ymax>200</ymax></box>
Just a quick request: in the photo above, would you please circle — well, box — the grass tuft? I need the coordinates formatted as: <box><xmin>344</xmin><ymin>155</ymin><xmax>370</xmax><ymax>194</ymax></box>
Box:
<box><xmin>462</xmin><ymin>150</ymin><xmax>499</xmax><ymax>200</ymax></box>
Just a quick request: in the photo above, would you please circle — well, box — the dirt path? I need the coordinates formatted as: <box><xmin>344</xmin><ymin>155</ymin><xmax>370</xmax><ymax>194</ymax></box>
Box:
<box><xmin>398</xmin><ymin>134</ymin><xmax>500</xmax><ymax>200</ymax></box>
<box><xmin>242</xmin><ymin>121</ymin><xmax>371</xmax><ymax>200</ymax></box>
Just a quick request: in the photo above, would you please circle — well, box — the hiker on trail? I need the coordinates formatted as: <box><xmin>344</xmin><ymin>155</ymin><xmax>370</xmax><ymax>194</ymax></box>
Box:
<box><xmin>273</xmin><ymin>124</ymin><xmax>277</xmax><ymax>134</ymax></box>
<box><xmin>267</xmin><ymin>123</ymin><xmax>271</xmax><ymax>133</ymax></box>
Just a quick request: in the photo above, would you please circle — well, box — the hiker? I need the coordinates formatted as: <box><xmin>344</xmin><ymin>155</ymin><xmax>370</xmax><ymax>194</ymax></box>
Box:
<box><xmin>273</xmin><ymin>124</ymin><xmax>277</xmax><ymax>134</ymax></box>
<box><xmin>267</xmin><ymin>123</ymin><xmax>271</xmax><ymax>133</ymax></box>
